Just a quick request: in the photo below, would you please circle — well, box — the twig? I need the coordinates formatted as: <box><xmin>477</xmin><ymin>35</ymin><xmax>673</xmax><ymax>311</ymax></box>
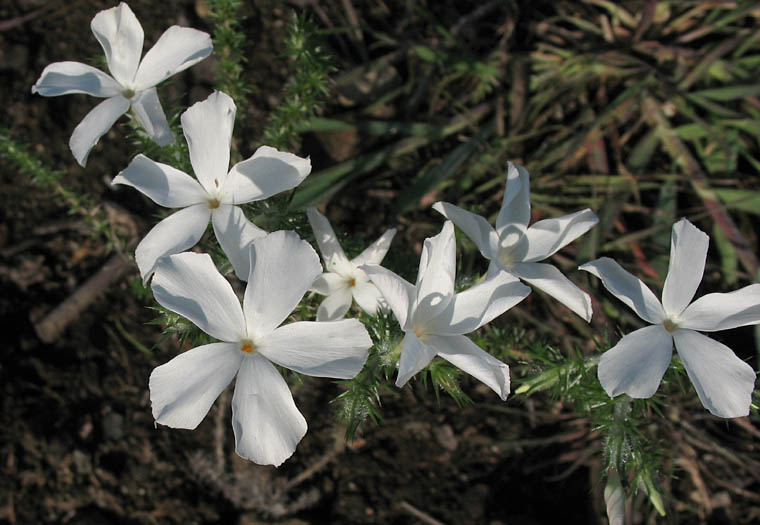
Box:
<box><xmin>34</xmin><ymin>252</ymin><xmax>133</xmax><ymax>343</ymax></box>
<box><xmin>398</xmin><ymin>501</ymin><xmax>448</xmax><ymax>525</ymax></box>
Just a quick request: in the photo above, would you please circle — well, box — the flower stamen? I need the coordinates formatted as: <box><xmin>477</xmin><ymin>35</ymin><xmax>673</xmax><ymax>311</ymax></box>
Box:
<box><xmin>208</xmin><ymin>198</ymin><xmax>220</xmax><ymax>209</ymax></box>
<box><xmin>663</xmin><ymin>319</ymin><xmax>679</xmax><ymax>333</ymax></box>
<box><xmin>240</xmin><ymin>340</ymin><xmax>255</xmax><ymax>354</ymax></box>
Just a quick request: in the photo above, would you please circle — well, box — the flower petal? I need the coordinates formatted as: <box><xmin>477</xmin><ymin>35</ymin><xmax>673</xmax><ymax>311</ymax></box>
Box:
<box><xmin>151</xmin><ymin>251</ymin><xmax>246</xmax><ymax>342</ymax></box>
<box><xmin>432</xmin><ymin>201</ymin><xmax>498</xmax><ymax>260</ymax></box>
<box><xmin>679</xmin><ymin>284</ymin><xmax>760</xmax><ymax>332</ymax></box>
<box><xmin>31</xmin><ymin>61</ymin><xmax>122</xmax><ymax>97</ymax></box>
<box><xmin>149</xmin><ymin>342</ymin><xmax>242</xmax><ymax>429</ymax></box>
<box><xmin>673</xmin><ymin>329</ymin><xmax>756</xmax><ymax>417</ymax></box>
<box><xmin>90</xmin><ymin>2</ymin><xmax>143</xmax><ymax>86</ymax></box>
<box><xmin>130</xmin><ymin>87</ymin><xmax>174</xmax><ymax>146</ymax></box>
<box><xmin>414</xmin><ymin>221</ymin><xmax>456</xmax><ymax>326</ymax></box>
<box><xmin>211</xmin><ymin>204</ymin><xmax>267</xmax><ymax>281</ymax></box>
<box><xmin>661</xmin><ymin>218</ymin><xmax>709</xmax><ymax>317</ymax></box>
<box><xmin>306</xmin><ymin>208</ymin><xmax>348</xmax><ymax>267</ymax></box>
<box><xmin>496</xmin><ymin>162</ymin><xmax>531</xmax><ymax>231</ymax></box>
<box><xmin>243</xmin><ymin>231</ymin><xmax>322</xmax><ymax>337</ymax></box>
<box><xmin>181</xmin><ymin>91</ymin><xmax>235</xmax><ymax>193</ymax></box>
<box><xmin>69</xmin><ymin>95</ymin><xmax>130</xmax><ymax>166</ymax></box>
<box><xmin>352</xmin><ymin>280</ymin><xmax>386</xmax><ymax>315</ymax></box>
<box><xmin>259</xmin><ymin>319</ymin><xmax>371</xmax><ymax>378</ymax></box>
<box><xmin>361</xmin><ymin>264</ymin><xmax>415</xmax><ymax>329</ymax></box>
<box><xmin>579</xmin><ymin>257</ymin><xmax>665</xmax><ymax>324</ymax></box>
<box><xmin>134</xmin><ymin>26</ymin><xmax>213</xmax><ymax>90</ymax></box>
<box><xmin>598</xmin><ymin>325</ymin><xmax>673</xmax><ymax>399</ymax></box>
<box><xmin>316</xmin><ymin>288</ymin><xmax>353</xmax><ymax>322</ymax></box>
<box><xmin>427</xmin><ymin>270</ymin><xmax>530</xmax><ymax>335</ymax></box>
<box><xmin>225</xmin><ymin>146</ymin><xmax>311</xmax><ymax>204</ymax></box>
<box><xmin>428</xmin><ymin>334</ymin><xmax>510</xmax><ymax>400</ymax></box>
<box><xmin>312</xmin><ymin>272</ymin><xmax>348</xmax><ymax>294</ymax></box>
<box><xmin>112</xmin><ymin>154</ymin><xmax>206</xmax><ymax>208</ymax></box>
<box><xmin>135</xmin><ymin>204</ymin><xmax>210</xmax><ymax>281</ymax></box>
<box><xmin>511</xmin><ymin>262</ymin><xmax>593</xmax><ymax>321</ymax></box>
<box><xmin>232</xmin><ymin>354</ymin><xmax>307</xmax><ymax>466</ymax></box>
<box><xmin>522</xmin><ymin>208</ymin><xmax>599</xmax><ymax>263</ymax></box>
<box><xmin>351</xmin><ymin>228</ymin><xmax>397</xmax><ymax>267</ymax></box>
<box><xmin>396</xmin><ymin>332</ymin><xmax>437</xmax><ymax>387</ymax></box>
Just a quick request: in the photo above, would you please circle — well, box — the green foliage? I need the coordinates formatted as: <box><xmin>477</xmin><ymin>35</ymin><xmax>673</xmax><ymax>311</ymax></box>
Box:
<box><xmin>335</xmin><ymin>308</ymin><xmax>400</xmax><ymax>441</ymax></box>
<box><xmin>512</xmin><ymin>333</ymin><xmax>672</xmax><ymax>517</ymax></box>
<box><xmin>208</xmin><ymin>0</ymin><xmax>251</xmax><ymax>109</ymax></box>
<box><xmin>126</xmin><ymin>110</ymin><xmax>193</xmax><ymax>174</ymax></box>
<box><xmin>0</xmin><ymin>130</ymin><xmax>122</xmax><ymax>251</ymax></box>
<box><xmin>262</xmin><ymin>13</ymin><xmax>335</xmax><ymax>151</ymax></box>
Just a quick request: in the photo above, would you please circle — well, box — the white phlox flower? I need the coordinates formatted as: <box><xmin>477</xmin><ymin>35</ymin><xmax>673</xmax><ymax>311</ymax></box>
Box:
<box><xmin>149</xmin><ymin>230</ymin><xmax>372</xmax><ymax>466</ymax></box>
<box><xmin>112</xmin><ymin>90</ymin><xmax>311</xmax><ymax>281</ymax></box>
<box><xmin>31</xmin><ymin>2</ymin><xmax>213</xmax><ymax>166</ymax></box>
<box><xmin>361</xmin><ymin>221</ymin><xmax>531</xmax><ymax>400</ymax></box>
<box><xmin>580</xmin><ymin>218</ymin><xmax>759</xmax><ymax>418</ymax></box>
<box><xmin>433</xmin><ymin>162</ymin><xmax>599</xmax><ymax>321</ymax></box>
<box><xmin>306</xmin><ymin>207</ymin><xmax>396</xmax><ymax>321</ymax></box>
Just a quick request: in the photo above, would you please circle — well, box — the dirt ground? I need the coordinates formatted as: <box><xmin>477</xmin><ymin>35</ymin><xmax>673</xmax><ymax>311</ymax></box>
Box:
<box><xmin>1</xmin><ymin>1</ymin><xmax>758</xmax><ymax>524</ymax></box>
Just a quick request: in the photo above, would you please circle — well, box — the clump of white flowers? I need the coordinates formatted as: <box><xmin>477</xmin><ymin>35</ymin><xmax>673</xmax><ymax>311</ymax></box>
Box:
<box><xmin>32</xmin><ymin>2</ymin><xmax>759</xmax><ymax>478</ymax></box>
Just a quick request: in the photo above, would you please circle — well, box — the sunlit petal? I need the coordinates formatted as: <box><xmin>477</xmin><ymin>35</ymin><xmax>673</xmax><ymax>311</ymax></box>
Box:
<box><xmin>31</xmin><ymin>61</ymin><xmax>121</xmax><ymax>97</ymax></box>
<box><xmin>181</xmin><ymin>91</ymin><xmax>235</xmax><ymax>193</ymax></box>
<box><xmin>396</xmin><ymin>331</ymin><xmax>437</xmax><ymax>387</ymax></box>
<box><xmin>597</xmin><ymin>325</ymin><xmax>673</xmax><ymax>399</ymax></box>
<box><xmin>673</xmin><ymin>329</ymin><xmax>756</xmax><ymax>418</ymax></box>
<box><xmin>306</xmin><ymin>208</ymin><xmax>347</xmax><ymax>266</ymax></box>
<box><xmin>429</xmin><ymin>334</ymin><xmax>510</xmax><ymax>401</ymax></box>
<box><xmin>496</xmin><ymin>162</ymin><xmax>531</xmax><ymax>231</ymax></box>
<box><xmin>150</xmin><ymin>342</ymin><xmax>241</xmax><ymax>429</ymax></box>
<box><xmin>679</xmin><ymin>284</ymin><xmax>760</xmax><ymax>332</ymax></box>
<box><xmin>69</xmin><ymin>95</ymin><xmax>130</xmax><ymax>166</ymax></box>
<box><xmin>232</xmin><ymin>354</ymin><xmax>307</xmax><ymax>467</ymax></box>
<box><xmin>135</xmin><ymin>204</ymin><xmax>210</xmax><ymax>281</ymax></box>
<box><xmin>130</xmin><ymin>87</ymin><xmax>174</xmax><ymax>146</ymax></box>
<box><xmin>243</xmin><ymin>231</ymin><xmax>322</xmax><ymax>336</ymax></box>
<box><xmin>580</xmin><ymin>257</ymin><xmax>665</xmax><ymax>324</ymax></box>
<box><xmin>662</xmin><ymin>218</ymin><xmax>709</xmax><ymax>317</ymax></box>
<box><xmin>211</xmin><ymin>204</ymin><xmax>267</xmax><ymax>280</ymax></box>
<box><xmin>151</xmin><ymin>251</ymin><xmax>246</xmax><ymax>342</ymax></box>
<box><xmin>90</xmin><ymin>2</ymin><xmax>144</xmax><ymax>86</ymax></box>
<box><xmin>134</xmin><ymin>26</ymin><xmax>212</xmax><ymax>90</ymax></box>
<box><xmin>427</xmin><ymin>270</ymin><xmax>530</xmax><ymax>335</ymax></box>
<box><xmin>259</xmin><ymin>319</ymin><xmax>371</xmax><ymax>378</ymax></box>
<box><xmin>414</xmin><ymin>221</ymin><xmax>456</xmax><ymax>326</ymax></box>
<box><xmin>361</xmin><ymin>264</ymin><xmax>415</xmax><ymax>329</ymax></box>
<box><xmin>351</xmin><ymin>228</ymin><xmax>397</xmax><ymax>267</ymax></box>
<box><xmin>316</xmin><ymin>288</ymin><xmax>353</xmax><ymax>322</ymax></box>
<box><xmin>352</xmin><ymin>280</ymin><xmax>386</xmax><ymax>315</ymax></box>
<box><xmin>522</xmin><ymin>208</ymin><xmax>598</xmax><ymax>262</ymax></box>
<box><xmin>511</xmin><ymin>262</ymin><xmax>593</xmax><ymax>321</ymax></box>
<box><xmin>225</xmin><ymin>146</ymin><xmax>311</xmax><ymax>203</ymax></box>
<box><xmin>432</xmin><ymin>201</ymin><xmax>498</xmax><ymax>260</ymax></box>
<box><xmin>113</xmin><ymin>154</ymin><xmax>206</xmax><ymax>208</ymax></box>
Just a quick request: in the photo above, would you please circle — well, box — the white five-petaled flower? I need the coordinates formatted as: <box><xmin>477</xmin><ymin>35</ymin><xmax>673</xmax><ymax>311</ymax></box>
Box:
<box><xmin>433</xmin><ymin>162</ymin><xmax>598</xmax><ymax>321</ymax></box>
<box><xmin>31</xmin><ymin>2</ymin><xmax>213</xmax><ymax>166</ymax></box>
<box><xmin>112</xmin><ymin>90</ymin><xmax>311</xmax><ymax>281</ymax></box>
<box><xmin>306</xmin><ymin>207</ymin><xmax>396</xmax><ymax>321</ymax></box>
<box><xmin>149</xmin><ymin>230</ymin><xmax>372</xmax><ymax>466</ymax></box>
<box><xmin>580</xmin><ymin>218</ymin><xmax>759</xmax><ymax>418</ymax></box>
<box><xmin>361</xmin><ymin>221</ymin><xmax>531</xmax><ymax>399</ymax></box>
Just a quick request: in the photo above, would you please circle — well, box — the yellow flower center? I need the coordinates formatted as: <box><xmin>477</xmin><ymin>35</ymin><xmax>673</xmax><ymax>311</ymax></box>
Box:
<box><xmin>123</xmin><ymin>88</ymin><xmax>136</xmax><ymax>99</ymax></box>
<box><xmin>663</xmin><ymin>319</ymin><xmax>679</xmax><ymax>333</ymax></box>
<box><xmin>208</xmin><ymin>198</ymin><xmax>221</xmax><ymax>209</ymax></box>
<box><xmin>348</xmin><ymin>278</ymin><xmax>356</xmax><ymax>287</ymax></box>
<box><xmin>240</xmin><ymin>340</ymin><xmax>255</xmax><ymax>354</ymax></box>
